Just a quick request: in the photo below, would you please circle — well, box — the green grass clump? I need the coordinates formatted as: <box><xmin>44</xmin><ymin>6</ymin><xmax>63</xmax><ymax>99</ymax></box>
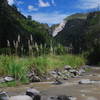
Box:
<box><xmin>0</xmin><ymin>54</ymin><xmax>86</xmax><ymax>84</ymax></box>
<box><xmin>30</xmin><ymin>54</ymin><xmax>86</xmax><ymax>74</ymax></box>
<box><xmin>0</xmin><ymin>56</ymin><xmax>30</xmax><ymax>82</ymax></box>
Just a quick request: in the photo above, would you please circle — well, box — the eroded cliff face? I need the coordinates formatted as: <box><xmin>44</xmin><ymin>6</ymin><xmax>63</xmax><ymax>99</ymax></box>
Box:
<box><xmin>52</xmin><ymin>20</ymin><xmax>66</xmax><ymax>37</ymax></box>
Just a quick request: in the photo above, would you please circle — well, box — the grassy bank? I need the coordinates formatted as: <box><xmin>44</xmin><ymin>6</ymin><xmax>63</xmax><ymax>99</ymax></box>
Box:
<box><xmin>0</xmin><ymin>54</ymin><xmax>86</xmax><ymax>84</ymax></box>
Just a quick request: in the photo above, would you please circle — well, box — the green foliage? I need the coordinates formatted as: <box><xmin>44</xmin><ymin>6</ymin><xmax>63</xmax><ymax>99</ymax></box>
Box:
<box><xmin>0</xmin><ymin>56</ymin><xmax>29</xmax><ymax>82</ymax></box>
<box><xmin>0</xmin><ymin>1</ymin><xmax>51</xmax><ymax>50</ymax></box>
<box><xmin>56</xmin><ymin>11</ymin><xmax>100</xmax><ymax>64</ymax></box>
<box><xmin>0</xmin><ymin>55</ymin><xmax>85</xmax><ymax>83</ymax></box>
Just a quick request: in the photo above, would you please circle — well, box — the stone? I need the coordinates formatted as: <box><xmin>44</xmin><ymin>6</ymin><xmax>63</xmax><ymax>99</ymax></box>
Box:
<box><xmin>49</xmin><ymin>71</ymin><xmax>57</xmax><ymax>75</ymax></box>
<box><xmin>78</xmin><ymin>69</ymin><xmax>85</xmax><ymax>75</ymax></box>
<box><xmin>79</xmin><ymin>79</ymin><xmax>91</xmax><ymax>84</ymax></box>
<box><xmin>4</xmin><ymin>77</ymin><xmax>14</xmax><ymax>82</ymax></box>
<box><xmin>53</xmin><ymin>79</ymin><xmax>63</xmax><ymax>85</ymax></box>
<box><xmin>30</xmin><ymin>76</ymin><xmax>41</xmax><ymax>82</ymax></box>
<box><xmin>10</xmin><ymin>95</ymin><xmax>33</xmax><ymax>100</ymax></box>
<box><xmin>26</xmin><ymin>88</ymin><xmax>40</xmax><ymax>95</ymax></box>
<box><xmin>69</xmin><ymin>70</ymin><xmax>78</xmax><ymax>76</ymax></box>
<box><xmin>79</xmin><ymin>79</ymin><xmax>100</xmax><ymax>84</ymax></box>
<box><xmin>57</xmin><ymin>72</ymin><xmax>62</xmax><ymax>76</ymax></box>
<box><xmin>48</xmin><ymin>96</ymin><xmax>57</xmax><ymax>100</ymax></box>
<box><xmin>26</xmin><ymin>88</ymin><xmax>41</xmax><ymax>100</ymax></box>
<box><xmin>68</xmin><ymin>96</ymin><xmax>77</xmax><ymax>100</ymax></box>
<box><xmin>64</xmin><ymin>65</ymin><xmax>72</xmax><ymax>70</ymax></box>
<box><xmin>0</xmin><ymin>92</ymin><xmax>9</xmax><ymax>100</ymax></box>
<box><xmin>57</xmin><ymin>95</ymin><xmax>77</xmax><ymax>100</ymax></box>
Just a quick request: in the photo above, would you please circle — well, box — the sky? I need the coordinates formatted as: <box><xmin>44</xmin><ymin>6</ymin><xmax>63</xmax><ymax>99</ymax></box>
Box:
<box><xmin>7</xmin><ymin>0</ymin><xmax>100</xmax><ymax>25</ymax></box>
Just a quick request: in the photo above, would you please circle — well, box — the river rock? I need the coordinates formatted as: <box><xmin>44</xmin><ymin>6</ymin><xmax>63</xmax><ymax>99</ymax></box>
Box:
<box><xmin>4</xmin><ymin>76</ymin><xmax>14</xmax><ymax>82</ymax></box>
<box><xmin>0</xmin><ymin>92</ymin><xmax>9</xmax><ymax>100</ymax></box>
<box><xmin>49</xmin><ymin>71</ymin><xmax>57</xmax><ymax>75</ymax></box>
<box><xmin>30</xmin><ymin>75</ymin><xmax>41</xmax><ymax>82</ymax></box>
<box><xmin>53</xmin><ymin>79</ymin><xmax>63</xmax><ymax>85</ymax></box>
<box><xmin>79</xmin><ymin>79</ymin><xmax>91</xmax><ymax>84</ymax></box>
<box><xmin>64</xmin><ymin>65</ymin><xmax>72</xmax><ymax>70</ymax></box>
<box><xmin>69</xmin><ymin>69</ymin><xmax>78</xmax><ymax>76</ymax></box>
<box><xmin>57</xmin><ymin>95</ymin><xmax>77</xmax><ymax>100</ymax></box>
<box><xmin>26</xmin><ymin>88</ymin><xmax>41</xmax><ymax>100</ymax></box>
<box><xmin>78</xmin><ymin>69</ymin><xmax>85</xmax><ymax>75</ymax></box>
<box><xmin>48</xmin><ymin>96</ymin><xmax>57</xmax><ymax>100</ymax></box>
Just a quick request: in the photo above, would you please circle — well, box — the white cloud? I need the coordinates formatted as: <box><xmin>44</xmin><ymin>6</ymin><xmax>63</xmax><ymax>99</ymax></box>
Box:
<box><xmin>7</xmin><ymin>0</ymin><xmax>14</xmax><ymax>5</ymax></box>
<box><xmin>28</xmin><ymin>5</ymin><xmax>38</xmax><ymax>11</ymax></box>
<box><xmin>24</xmin><ymin>12</ymin><xmax>70</xmax><ymax>25</ymax></box>
<box><xmin>77</xmin><ymin>0</ymin><xmax>100</xmax><ymax>9</ymax></box>
<box><xmin>38</xmin><ymin>0</ymin><xmax>50</xmax><ymax>7</ymax></box>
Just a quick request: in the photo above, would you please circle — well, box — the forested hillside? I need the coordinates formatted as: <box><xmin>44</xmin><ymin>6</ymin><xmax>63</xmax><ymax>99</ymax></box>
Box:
<box><xmin>0</xmin><ymin>0</ymin><xmax>51</xmax><ymax>50</ymax></box>
<box><xmin>55</xmin><ymin>12</ymin><xmax>100</xmax><ymax>64</ymax></box>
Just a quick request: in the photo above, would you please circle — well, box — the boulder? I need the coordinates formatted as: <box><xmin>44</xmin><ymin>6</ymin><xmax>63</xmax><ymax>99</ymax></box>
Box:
<box><xmin>26</xmin><ymin>88</ymin><xmax>41</xmax><ymax>100</ymax></box>
<box><xmin>26</xmin><ymin>88</ymin><xmax>40</xmax><ymax>95</ymax></box>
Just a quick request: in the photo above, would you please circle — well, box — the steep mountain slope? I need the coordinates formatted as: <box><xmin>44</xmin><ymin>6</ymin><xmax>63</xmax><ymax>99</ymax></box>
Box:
<box><xmin>51</xmin><ymin>13</ymin><xmax>88</xmax><ymax>37</ymax></box>
<box><xmin>0</xmin><ymin>0</ymin><xmax>51</xmax><ymax>48</ymax></box>
<box><xmin>55</xmin><ymin>11</ymin><xmax>100</xmax><ymax>64</ymax></box>
<box><xmin>55</xmin><ymin>13</ymin><xmax>88</xmax><ymax>53</ymax></box>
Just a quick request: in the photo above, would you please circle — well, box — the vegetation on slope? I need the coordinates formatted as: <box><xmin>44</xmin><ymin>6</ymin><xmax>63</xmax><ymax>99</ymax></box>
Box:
<box><xmin>0</xmin><ymin>0</ymin><xmax>51</xmax><ymax>50</ymax></box>
<box><xmin>55</xmin><ymin>11</ymin><xmax>100</xmax><ymax>64</ymax></box>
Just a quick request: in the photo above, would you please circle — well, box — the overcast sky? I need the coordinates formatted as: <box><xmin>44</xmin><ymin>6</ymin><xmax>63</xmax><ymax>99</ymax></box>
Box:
<box><xmin>7</xmin><ymin>0</ymin><xmax>100</xmax><ymax>25</ymax></box>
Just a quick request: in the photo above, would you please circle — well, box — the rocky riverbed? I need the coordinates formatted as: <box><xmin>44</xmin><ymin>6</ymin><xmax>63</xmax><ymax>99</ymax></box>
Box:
<box><xmin>1</xmin><ymin>66</ymin><xmax>100</xmax><ymax>100</ymax></box>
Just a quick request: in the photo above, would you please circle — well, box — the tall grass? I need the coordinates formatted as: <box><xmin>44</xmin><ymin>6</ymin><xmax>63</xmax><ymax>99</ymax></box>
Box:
<box><xmin>0</xmin><ymin>56</ymin><xmax>29</xmax><ymax>82</ymax></box>
<box><xmin>0</xmin><ymin>54</ymin><xmax>86</xmax><ymax>83</ymax></box>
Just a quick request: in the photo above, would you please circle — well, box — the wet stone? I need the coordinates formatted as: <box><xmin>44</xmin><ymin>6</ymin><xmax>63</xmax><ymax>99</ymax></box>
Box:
<box><xmin>4</xmin><ymin>77</ymin><xmax>14</xmax><ymax>82</ymax></box>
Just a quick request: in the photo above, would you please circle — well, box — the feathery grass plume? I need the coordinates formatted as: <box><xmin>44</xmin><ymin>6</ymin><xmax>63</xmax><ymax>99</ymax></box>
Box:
<box><xmin>7</xmin><ymin>40</ymin><xmax>11</xmax><ymax>55</ymax></box>
<box><xmin>15</xmin><ymin>41</ymin><xmax>18</xmax><ymax>56</ymax></box>
<box><xmin>30</xmin><ymin>34</ymin><xmax>33</xmax><ymax>43</ymax></box>
<box><xmin>50</xmin><ymin>40</ymin><xmax>53</xmax><ymax>55</ymax></box>
<box><xmin>28</xmin><ymin>40</ymin><xmax>33</xmax><ymax>56</ymax></box>
<box><xmin>13</xmin><ymin>40</ymin><xmax>16</xmax><ymax>47</ymax></box>
<box><xmin>35</xmin><ymin>42</ymin><xmax>39</xmax><ymax>56</ymax></box>
<box><xmin>7</xmin><ymin>40</ymin><xmax>10</xmax><ymax>47</ymax></box>
<box><xmin>17</xmin><ymin>35</ymin><xmax>20</xmax><ymax>43</ymax></box>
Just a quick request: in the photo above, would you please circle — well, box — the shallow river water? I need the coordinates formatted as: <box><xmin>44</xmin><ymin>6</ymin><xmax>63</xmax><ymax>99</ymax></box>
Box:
<box><xmin>1</xmin><ymin>66</ymin><xmax>100</xmax><ymax>100</ymax></box>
